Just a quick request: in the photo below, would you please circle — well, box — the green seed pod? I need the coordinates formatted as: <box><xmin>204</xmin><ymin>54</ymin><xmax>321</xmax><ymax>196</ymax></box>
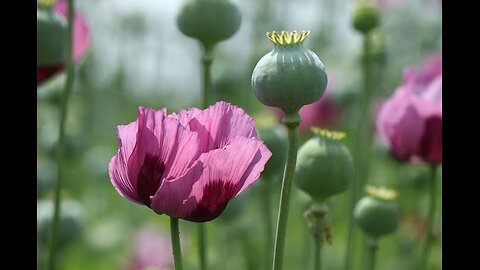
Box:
<box><xmin>352</xmin><ymin>2</ymin><xmax>380</xmax><ymax>34</ymax></box>
<box><xmin>354</xmin><ymin>186</ymin><xmax>400</xmax><ymax>239</ymax></box>
<box><xmin>257</xmin><ymin>126</ymin><xmax>287</xmax><ymax>180</ymax></box>
<box><xmin>252</xmin><ymin>31</ymin><xmax>328</xmax><ymax>117</ymax></box>
<box><xmin>37</xmin><ymin>199</ymin><xmax>85</xmax><ymax>248</ymax></box>
<box><xmin>294</xmin><ymin>128</ymin><xmax>353</xmax><ymax>202</ymax></box>
<box><xmin>37</xmin><ymin>5</ymin><xmax>67</xmax><ymax>66</ymax></box>
<box><xmin>176</xmin><ymin>0</ymin><xmax>241</xmax><ymax>49</ymax></box>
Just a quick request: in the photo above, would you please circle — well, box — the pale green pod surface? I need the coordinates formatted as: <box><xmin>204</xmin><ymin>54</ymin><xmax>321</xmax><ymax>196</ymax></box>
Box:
<box><xmin>352</xmin><ymin>3</ymin><xmax>380</xmax><ymax>34</ymax></box>
<box><xmin>258</xmin><ymin>126</ymin><xmax>287</xmax><ymax>180</ymax></box>
<box><xmin>37</xmin><ymin>6</ymin><xmax>67</xmax><ymax>66</ymax></box>
<box><xmin>252</xmin><ymin>37</ymin><xmax>328</xmax><ymax>113</ymax></box>
<box><xmin>354</xmin><ymin>196</ymin><xmax>400</xmax><ymax>238</ymax></box>
<box><xmin>293</xmin><ymin>131</ymin><xmax>353</xmax><ymax>201</ymax></box>
<box><xmin>176</xmin><ymin>0</ymin><xmax>241</xmax><ymax>49</ymax></box>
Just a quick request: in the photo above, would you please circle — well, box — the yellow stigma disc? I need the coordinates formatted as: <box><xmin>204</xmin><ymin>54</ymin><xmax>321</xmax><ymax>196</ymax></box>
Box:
<box><xmin>311</xmin><ymin>127</ymin><xmax>347</xmax><ymax>140</ymax></box>
<box><xmin>266</xmin><ymin>30</ymin><xmax>310</xmax><ymax>45</ymax></box>
<box><xmin>365</xmin><ymin>186</ymin><xmax>398</xmax><ymax>200</ymax></box>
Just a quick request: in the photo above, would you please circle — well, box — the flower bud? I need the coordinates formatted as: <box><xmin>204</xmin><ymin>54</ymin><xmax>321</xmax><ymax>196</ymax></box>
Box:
<box><xmin>37</xmin><ymin>5</ymin><xmax>67</xmax><ymax>66</ymax></box>
<box><xmin>176</xmin><ymin>0</ymin><xmax>241</xmax><ymax>49</ymax></box>
<box><xmin>352</xmin><ymin>2</ymin><xmax>380</xmax><ymax>34</ymax></box>
<box><xmin>294</xmin><ymin>128</ymin><xmax>353</xmax><ymax>202</ymax></box>
<box><xmin>37</xmin><ymin>199</ymin><xmax>85</xmax><ymax>248</ymax></box>
<box><xmin>354</xmin><ymin>186</ymin><xmax>400</xmax><ymax>238</ymax></box>
<box><xmin>252</xmin><ymin>31</ymin><xmax>328</xmax><ymax>118</ymax></box>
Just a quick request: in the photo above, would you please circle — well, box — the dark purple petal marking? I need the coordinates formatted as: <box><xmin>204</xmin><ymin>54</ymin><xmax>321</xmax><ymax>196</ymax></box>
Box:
<box><xmin>419</xmin><ymin>116</ymin><xmax>442</xmax><ymax>164</ymax></box>
<box><xmin>137</xmin><ymin>154</ymin><xmax>165</xmax><ymax>206</ymax></box>
<box><xmin>186</xmin><ymin>180</ymin><xmax>237</xmax><ymax>222</ymax></box>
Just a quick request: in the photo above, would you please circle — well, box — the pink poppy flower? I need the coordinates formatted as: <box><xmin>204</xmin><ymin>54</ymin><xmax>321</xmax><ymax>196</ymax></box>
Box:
<box><xmin>37</xmin><ymin>0</ymin><xmax>90</xmax><ymax>85</ymax></box>
<box><xmin>128</xmin><ymin>225</ymin><xmax>173</xmax><ymax>270</ymax></box>
<box><xmin>109</xmin><ymin>101</ymin><xmax>272</xmax><ymax>222</ymax></box>
<box><xmin>376</xmin><ymin>54</ymin><xmax>442</xmax><ymax>164</ymax></box>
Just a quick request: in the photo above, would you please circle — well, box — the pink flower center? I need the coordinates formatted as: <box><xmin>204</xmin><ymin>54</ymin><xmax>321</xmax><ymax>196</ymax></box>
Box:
<box><xmin>137</xmin><ymin>155</ymin><xmax>165</xmax><ymax>206</ymax></box>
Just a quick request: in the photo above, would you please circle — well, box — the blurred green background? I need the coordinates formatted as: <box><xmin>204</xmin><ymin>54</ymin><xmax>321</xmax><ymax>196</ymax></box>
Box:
<box><xmin>37</xmin><ymin>0</ymin><xmax>442</xmax><ymax>269</ymax></box>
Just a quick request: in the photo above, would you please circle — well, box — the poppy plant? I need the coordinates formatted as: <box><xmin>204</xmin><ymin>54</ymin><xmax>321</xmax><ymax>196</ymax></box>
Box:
<box><xmin>109</xmin><ymin>101</ymin><xmax>272</xmax><ymax>222</ymax></box>
<box><xmin>37</xmin><ymin>0</ymin><xmax>90</xmax><ymax>85</ymax></box>
<box><xmin>376</xmin><ymin>54</ymin><xmax>442</xmax><ymax>164</ymax></box>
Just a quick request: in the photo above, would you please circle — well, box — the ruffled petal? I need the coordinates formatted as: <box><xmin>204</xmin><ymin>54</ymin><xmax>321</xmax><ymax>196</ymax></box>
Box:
<box><xmin>169</xmin><ymin>108</ymin><xmax>202</xmax><ymax>129</ymax></box>
<box><xmin>161</xmin><ymin>117</ymin><xmax>202</xmax><ymax>179</ymax></box>
<box><xmin>126</xmin><ymin>107</ymin><xmax>201</xmax><ymax>206</ymax></box>
<box><xmin>388</xmin><ymin>105</ymin><xmax>425</xmax><ymax>160</ymax></box>
<box><xmin>187</xmin><ymin>101</ymin><xmax>258</xmax><ymax>151</ymax></box>
<box><xmin>234</xmin><ymin>142</ymin><xmax>272</xmax><ymax>194</ymax></box>
<box><xmin>108</xmin><ymin>121</ymin><xmax>142</xmax><ymax>204</ymax></box>
<box><xmin>187</xmin><ymin>137</ymin><xmax>271</xmax><ymax>222</ymax></box>
<box><xmin>376</xmin><ymin>86</ymin><xmax>411</xmax><ymax>147</ymax></box>
<box><xmin>150</xmin><ymin>162</ymin><xmax>204</xmax><ymax>218</ymax></box>
<box><xmin>377</xmin><ymin>54</ymin><xmax>441</xmax><ymax>165</ymax></box>
<box><xmin>414</xmin><ymin>75</ymin><xmax>442</xmax><ymax>117</ymax></box>
<box><xmin>126</xmin><ymin>108</ymin><xmax>166</xmax><ymax>199</ymax></box>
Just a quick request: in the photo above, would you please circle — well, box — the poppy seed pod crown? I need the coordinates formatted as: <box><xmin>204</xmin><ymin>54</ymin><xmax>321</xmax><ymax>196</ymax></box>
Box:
<box><xmin>37</xmin><ymin>3</ymin><xmax>66</xmax><ymax>66</ymax></box>
<box><xmin>176</xmin><ymin>0</ymin><xmax>241</xmax><ymax>49</ymax></box>
<box><xmin>252</xmin><ymin>31</ymin><xmax>328</xmax><ymax>118</ymax></box>
<box><xmin>294</xmin><ymin>128</ymin><xmax>353</xmax><ymax>202</ymax></box>
<box><xmin>354</xmin><ymin>186</ymin><xmax>400</xmax><ymax>238</ymax></box>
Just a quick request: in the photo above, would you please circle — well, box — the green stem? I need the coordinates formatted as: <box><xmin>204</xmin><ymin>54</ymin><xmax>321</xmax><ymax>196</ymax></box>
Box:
<box><xmin>419</xmin><ymin>165</ymin><xmax>438</xmax><ymax>270</ymax></box>
<box><xmin>170</xmin><ymin>217</ymin><xmax>184</xmax><ymax>270</ymax></box>
<box><xmin>314</xmin><ymin>234</ymin><xmax>323</xmax><ymax>270</ymax></box>
<box><xmin>201</xmin><ymin>46</ymin><xmax>214</xmax><ymax>108</ymax></box>
<box><xmin>272</xmin><ymin>116</ymin><xmax>300</xmax><ymax>270</ymax></box>
<box><xmin>46</xmin><ymin>1</ymin><xmax>75</xmax><ymax>269</ymax></box>
<box><xmin>261</xmin><ymin>181</ymin><xmax>274</xmax><ymax>270</ymax></box>
<box><xmin>365</xmin><ymin>238</ymin><xmax>378</xmax><ymax>270</ymax></box>
<box><xmin>305</xmin><ymin>202</ymin><xmax>329</xmax><ymax>270</ymax></box>
<box><xmin>198</xmin><ymin>223</ymin><xmax>207</xmax><ymax>270</ymax></box>
<box><xmin>345</xmin><ymin>31</ymin><xmax>373</xmax><ymax>270</ymax></box>
<box><xmin>197</xmin><ymin>45</ymin><xmax>213</xmax><ymax>270</ymax></box>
